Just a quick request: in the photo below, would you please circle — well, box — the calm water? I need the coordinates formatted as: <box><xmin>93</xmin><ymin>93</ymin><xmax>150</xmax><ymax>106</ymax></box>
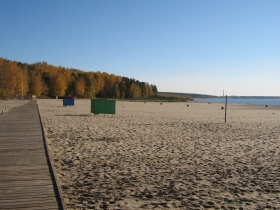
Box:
<box><xmin>194</xmin><ymin>98</ymin><xmax>280</xmax><ymax>106</ymax></box>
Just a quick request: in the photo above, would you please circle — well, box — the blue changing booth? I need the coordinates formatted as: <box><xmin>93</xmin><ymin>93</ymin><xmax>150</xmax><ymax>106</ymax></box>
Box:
<box><xmin>63</xmin><ymin>97</ymin><xmax>74</xmax><ymax>107</ymax></box>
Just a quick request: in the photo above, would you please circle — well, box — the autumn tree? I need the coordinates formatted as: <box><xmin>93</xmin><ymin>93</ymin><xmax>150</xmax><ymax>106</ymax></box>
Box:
<box><xmin>118</xmin><ymin>80</ymin><xmax>126</xmax><ymax>98</ymax></box>
<box><xmin>87</xmin><ymin>72</ymin><xmax>97</xmax><ymax>98</ymax></box>
<box><xmin>41</xmin><ymin>72</ymin><xmax>50</xmax><ymax>96</ymax></box>
<box><xmin>94</xmin><ymin>72</ymin><xmax>105</xmax><ymax>97</ymax></box>
<box><xmin>129</xmin><ymin>83</ymin><xmax>141</xmax><ymax>99</ymax></box>
<box><xmin>82</xmin><ymin>73</ymin><xmax>92</xmax><ymax>98</ymax></box>
<box><xmin>0</xmin><ymin>61</ymin><xmax>17</xmax><ymax>98</ymax></box>
<box><xmin>75</xmin><ymin>77</ymin><xmax>86</xmax><ymax>97</ymax></box>
<box><xmin>152</xmin><ymin>85</ymin><xmax>158</xmax><ymax>94</ymax></box>
<box><xmin>29</xmin><ymin>73</ymin><xmax>43</xmax><ymax>96</ymax></box>
<box><xmin>143</xmin><ymin>84</ymin><xmax>149</xmax><ymax>98</ymax></box>
<box><xmin>102</xmin><ymin>74</ymin><xmax>122</xmax><ymax>98</ymax></box>
<box><xmin>0</xmin><ymin>60</ymin><xmax>10</xmax><ymax>98</ymax></box>
<box><xmin>149</xmin><ymin>85</ymin><xmax>154</xmax><ymax>96</ymax></box>
<box><xmin>49</xmin><ymin>72</ymin><xmax>67</xmax><ymax>97</ymax></box>
<box><xmin>14</xmin><ymin>69</ymin><xmax>29</xmax><ymax>98</ymax></box>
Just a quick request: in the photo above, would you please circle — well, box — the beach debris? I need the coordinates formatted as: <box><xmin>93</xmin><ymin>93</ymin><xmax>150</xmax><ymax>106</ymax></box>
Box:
<box><xmin>187</xmin><ymin>104</ymin><xmax>189</xmax><ymax>107</ymax></box>
<box><xmin>160</xmin><ymin>103</ymin><xmax>162</xmax><ymax>105</ymax></box>
<box><xmin>266</xmin><ymin>105</ymin><xmax>268</xmax><ymax>107</ymax></box>
<box><xmin>0</xmin><ymin>110</ymin><xmax>4</xmax><ymax>115</ymax></box>
<box><xmin>221</xmin><ymin>107</ymin><xmax>224</xmax><ymax>110</ymax></box>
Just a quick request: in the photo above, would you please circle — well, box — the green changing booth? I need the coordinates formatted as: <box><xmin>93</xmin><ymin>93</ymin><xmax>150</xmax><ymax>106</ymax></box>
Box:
<box><xmin>91</xmin><ymin>99</ymin><xmax>116</xmax><ymax>115</ymax></box>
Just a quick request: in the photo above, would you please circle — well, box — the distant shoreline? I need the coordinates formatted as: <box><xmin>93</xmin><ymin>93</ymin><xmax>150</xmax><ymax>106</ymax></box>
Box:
<box><xmin>215</xmin><ymin>96</ymin><xmax>280</xmax><ymax>99</ymax></box>
<box><xmin>194</xmin><ymin>98</ymin><xmax>280</xmax><ymax>106</ymax></box>
<box><xmin>159</xmin><ymin>92</ymin><xmax>280</xmax><ymax>99</ymax></box>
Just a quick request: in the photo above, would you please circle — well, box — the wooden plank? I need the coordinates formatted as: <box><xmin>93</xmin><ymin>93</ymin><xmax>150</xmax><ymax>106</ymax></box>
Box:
<box><xmin>0</xmin><ymin>203</ymin><xmax>61</xmax><ymax>210</ymax></box>
<box><xmin>0</xmin><ymin>188</ymin><xmax>59</xmax><ymax>194</ymax></box>
<box><xmin>0</xmin><ymin>165</ymin><xmax>51</xmax><ymax>171</ymax></box>
<box><xmin>5</xmin><ymin>207</ymin><xmax>60</xmax><ymax>210</ymax></box>
<box><xmin>0</xmin><ymin>100</ymin><xmax>63</xmax><ymax>210</ymax></box>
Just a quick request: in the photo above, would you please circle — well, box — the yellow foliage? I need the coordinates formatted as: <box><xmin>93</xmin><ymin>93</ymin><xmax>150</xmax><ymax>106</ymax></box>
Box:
<box><xmin>75</xmin><ymin>77</ymin><xmax>86</xmax><ymax>97</ymax></box>
<box><xmin>50</xmin><ymin>73</ymin><xmax>67</xmax><ymax>96</ymax></box>
<box><xmin>129</xmin><ymin>83</ymin><xmax>141</xmax><ymax>99</ymax></box>
<box><xmin>29</xmin><ymin>73</ymin><xmax>42</xmax><ymax>96</ymax></box>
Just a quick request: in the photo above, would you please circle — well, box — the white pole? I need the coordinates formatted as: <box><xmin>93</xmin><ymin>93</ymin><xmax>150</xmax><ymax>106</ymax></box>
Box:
<box><xmin>225</xmin><ymin>95</ymin><xmax>227</xmax><ymax>122</ymax></box>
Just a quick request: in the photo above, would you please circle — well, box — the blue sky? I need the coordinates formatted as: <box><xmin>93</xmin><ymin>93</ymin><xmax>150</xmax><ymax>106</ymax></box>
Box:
<box><xmin>1</xmin><ymin>0</ymin><xmax>279</xmax><ymax>96</ymax></box>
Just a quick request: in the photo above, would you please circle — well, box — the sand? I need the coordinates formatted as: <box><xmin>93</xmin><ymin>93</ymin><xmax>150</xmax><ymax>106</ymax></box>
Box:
<box><xmin>0</xmin><ymin>100</ymin><xmax>29</xmax><ymax>114</ymax></box>
<box><xmin>37</xmin><ymin>99</ymin><xmax>280</xmax><ymax>210</ymax></box>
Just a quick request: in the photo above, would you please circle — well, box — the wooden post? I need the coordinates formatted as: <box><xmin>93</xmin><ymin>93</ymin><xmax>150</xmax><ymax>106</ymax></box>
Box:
<box><xmin>225</xmin><ymin>95</ymin><xmax>227</xmax><ymax>122</ymax></box>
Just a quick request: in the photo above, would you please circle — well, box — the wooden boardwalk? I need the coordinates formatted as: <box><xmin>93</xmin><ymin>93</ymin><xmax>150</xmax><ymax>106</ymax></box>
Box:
<box><xmin>0</xmin><ymin>100</ymin><xmax>63</xmax><ymax>210</ymax></box>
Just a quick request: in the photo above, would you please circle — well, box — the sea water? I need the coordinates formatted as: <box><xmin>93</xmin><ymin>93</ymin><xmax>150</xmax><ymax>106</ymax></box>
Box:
<box><xmin>194</xmin><ymin>98</ymin><xmax>280</xmax><ymax>106</ymax></box>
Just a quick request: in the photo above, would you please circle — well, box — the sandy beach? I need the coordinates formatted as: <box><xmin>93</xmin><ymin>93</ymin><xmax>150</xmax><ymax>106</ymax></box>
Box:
<box><xmin>0</xmin><ymin>100</ymin><xmax>29</xmax><ymax>115</ymax></box>
<box><xmin>37</xmin><ymin>99</ymin><xmax>280</xmax><ymax>210</ymax></box>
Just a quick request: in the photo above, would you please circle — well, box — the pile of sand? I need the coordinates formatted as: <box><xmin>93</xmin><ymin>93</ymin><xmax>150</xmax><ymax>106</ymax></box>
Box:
<box><xmin>38</xmin><ymin>99</ymin><xmax>280</xmax><ymax>209</ymax></box>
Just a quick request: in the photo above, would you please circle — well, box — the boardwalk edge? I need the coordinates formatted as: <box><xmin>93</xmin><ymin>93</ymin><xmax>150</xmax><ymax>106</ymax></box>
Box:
<box><xmin>37</xmin><ymin>102</ymin><xmax>67</xmax><ymax>210</ymax></box>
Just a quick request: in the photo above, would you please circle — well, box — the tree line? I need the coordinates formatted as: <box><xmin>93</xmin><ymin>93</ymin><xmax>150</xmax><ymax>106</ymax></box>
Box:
<box><xmin>0</xmin><ymin>58</ymin><xmax>158</xmax><ymax>99</ymax></box>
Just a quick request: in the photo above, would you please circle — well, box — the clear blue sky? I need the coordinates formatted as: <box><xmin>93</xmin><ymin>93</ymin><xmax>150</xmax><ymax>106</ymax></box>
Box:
<box><xmin>1</xmin><ymin>0</ymin><xmax>279</xmax><ymax>96</ymax></box>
